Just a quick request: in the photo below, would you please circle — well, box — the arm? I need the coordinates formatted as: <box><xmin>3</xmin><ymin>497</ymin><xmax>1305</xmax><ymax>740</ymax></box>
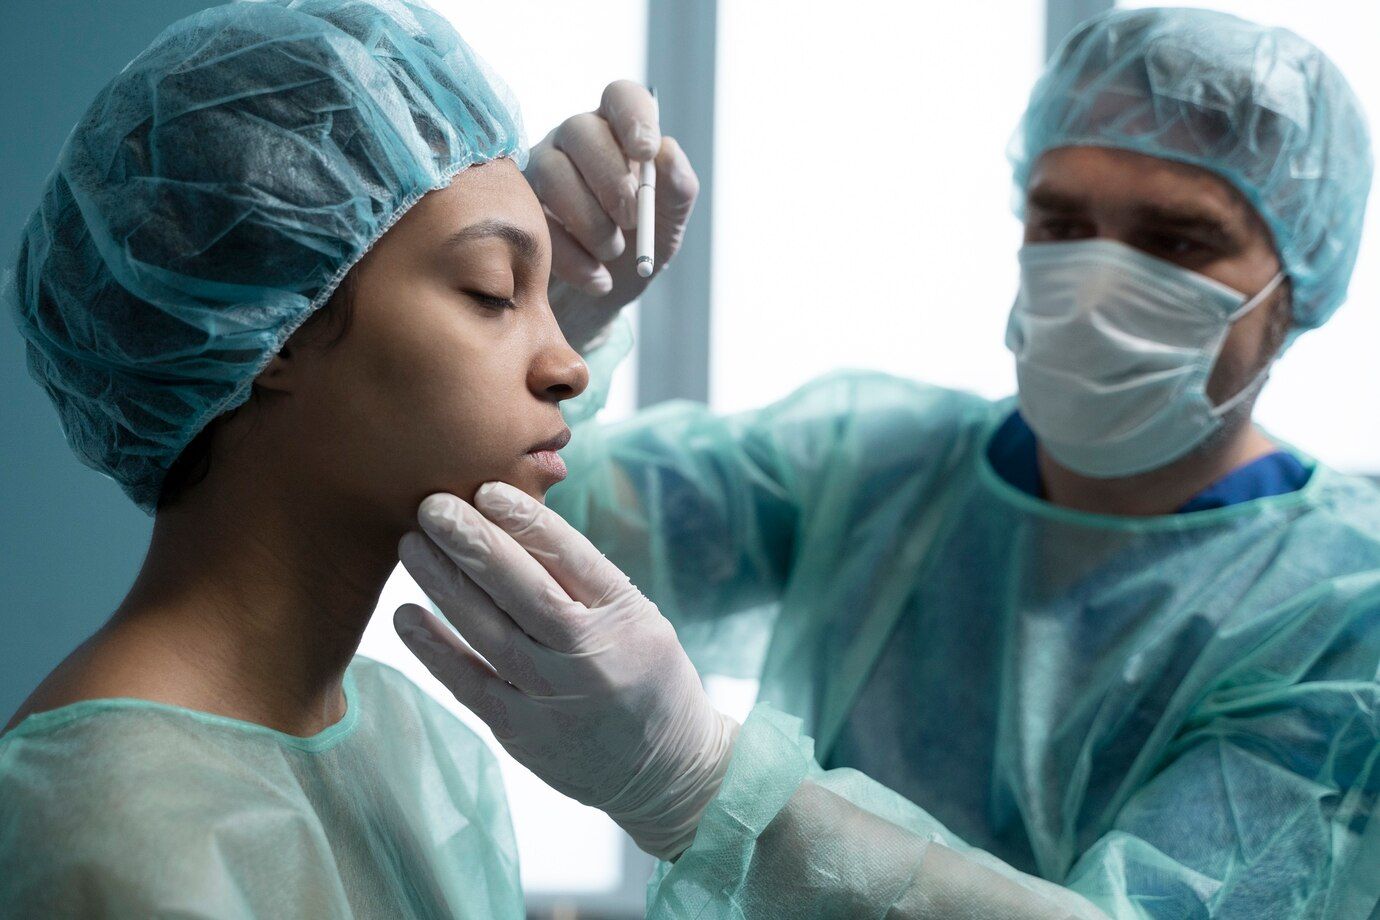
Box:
<box><xmin>649</xmin><ymin>585</ymin><xmax>1380</xmax><ymax>919</ymax></box>
<box><xmin>648</xmin><ymin>704</ymin><xmax>1110</xmax><ymax>920</ymax></box>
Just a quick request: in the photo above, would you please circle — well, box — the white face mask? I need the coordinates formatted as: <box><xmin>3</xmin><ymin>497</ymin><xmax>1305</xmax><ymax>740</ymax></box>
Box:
<box><xmin>1005</xmin><ymin>239</ymin><xmax>1285</xmax><ymax>479</ymax></box>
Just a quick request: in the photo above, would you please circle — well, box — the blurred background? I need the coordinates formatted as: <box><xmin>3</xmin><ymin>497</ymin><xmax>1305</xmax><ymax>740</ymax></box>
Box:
<box><xmin>2</xmin><ymin>1</ymin><xmax>1377</xmax><ymax>916</ymax></box>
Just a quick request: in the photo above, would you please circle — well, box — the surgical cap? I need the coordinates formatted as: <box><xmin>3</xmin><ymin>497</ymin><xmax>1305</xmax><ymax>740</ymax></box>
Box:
<box><xmin>6</xmin><ymin>0</ymin><xmax>525</xmax><ymax>512</ymax></box>
<box><xmin>1009</xmin><ymin>7</ymin><xmax>1372</xmax><ymax>335</ymax></box>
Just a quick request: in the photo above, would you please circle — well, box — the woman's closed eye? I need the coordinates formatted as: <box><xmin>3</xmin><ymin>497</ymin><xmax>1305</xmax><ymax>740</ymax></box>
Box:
<box><xmin>465</xmin><ymin>290</ymin><xmax>518</xmax><ymax>311</ymax></box>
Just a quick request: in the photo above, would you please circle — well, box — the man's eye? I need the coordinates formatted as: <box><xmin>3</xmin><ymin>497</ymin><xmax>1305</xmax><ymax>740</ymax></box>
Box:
<box><xmin>466</xmin><ymin>291</ymin><xmax>517</xmax><ymax>310</ymax></box>
<box><xmin>1037</xmin><ymin>218</ymin><xmax>1087</xmax><ymax>240</ymax></box>
<box><xmin>1144</xmin><ymin>234</ymin><xmax>1205</xmax><ymax>258</ymax></box>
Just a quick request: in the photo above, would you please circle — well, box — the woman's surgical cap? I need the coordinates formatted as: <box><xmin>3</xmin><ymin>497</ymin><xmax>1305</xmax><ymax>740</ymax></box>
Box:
<box><xmin>1009</xmin><ymin>7</ymin><xmax>1372</xmax><ymax>335</ymax></box>
<box><xmin>6</xmin><ymin>0</ymin><xmax>525</xmax><ymax>512</ymax></box>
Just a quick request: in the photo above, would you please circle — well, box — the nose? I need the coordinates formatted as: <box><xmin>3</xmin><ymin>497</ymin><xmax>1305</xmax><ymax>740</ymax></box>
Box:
<box><xmin>528</xmin><ymin>336</ymin><xmax>590</xmax><ymax>403</ymax></box>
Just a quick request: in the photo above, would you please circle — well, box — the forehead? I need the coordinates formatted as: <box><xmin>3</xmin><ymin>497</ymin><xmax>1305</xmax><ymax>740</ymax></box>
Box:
<box><xmin>1026</xmin><ymin>146</ymin><xmax>1257</xmax><ymax>226</ymax></box>
<box><xmin>383</xmin><ymin>157</ymin><xmax>546</xmax><ymax>249</ymax></box>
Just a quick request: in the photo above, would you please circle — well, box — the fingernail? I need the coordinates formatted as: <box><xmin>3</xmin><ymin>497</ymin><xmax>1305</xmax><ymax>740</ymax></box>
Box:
<box><xmin>596</xmin><ymin>231</ymin><xmax>625</xmax><ymax>263</ymax></box>
<box><xmin>632</xmin><ymin>124</ymin><xmax>658</xmax><ymax>159</ymax></box>
<box><xmin>622</xmin><ymin>181</ymin><xmax>639</xmax><ymax>228</ymax></box>
<box><xmin>396</xmin><ymin>608</ymin><xmax>432</xmax><ymax>647</ymax></box>
<box><xmin>404</xmin><ymin>628</ymin><xmax>440</xmax><ymax>665</ymax></box>
<box><xmin>477</xmin><ymin>482</ymin><xmax>519</xmax><ymax>520</ymax></box>
<box><xmin>419</xmin><ymin>495</ymin><xmax>454</xmax><ymax>531</ymax></box>
<box><xmin>583</xmin><ymin>269</ymin><xmax>613</xmax><ymax>296</ymax></box>
<box><xmin>399</xmin><ymin>537</ymin><xmax>440</xmax><ymax>579</ymax></box>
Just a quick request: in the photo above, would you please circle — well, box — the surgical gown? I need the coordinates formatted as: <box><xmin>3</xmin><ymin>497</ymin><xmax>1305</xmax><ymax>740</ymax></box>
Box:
<box><xmin>0</xmin><ymin>656</ymin><xmax>523</xmax><ymax>919</ymax></box>
<box><xmin>553</xmin><ymin>350</ymin><xmax>1380</xmax><ymax>918</ymax></box>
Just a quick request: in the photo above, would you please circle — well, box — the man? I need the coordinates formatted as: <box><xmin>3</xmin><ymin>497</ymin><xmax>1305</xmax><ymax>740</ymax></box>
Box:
<box><xmin>402</xmin><ymin>8</ymin><xmax>1380</xmax><ymax>916</ymax></box>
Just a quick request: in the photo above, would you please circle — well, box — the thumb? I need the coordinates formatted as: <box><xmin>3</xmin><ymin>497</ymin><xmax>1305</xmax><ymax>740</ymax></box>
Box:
<box><xmin>471</xmin><ymin>481</ymin><xmax>637</xmax><ymax>608</ymax></box>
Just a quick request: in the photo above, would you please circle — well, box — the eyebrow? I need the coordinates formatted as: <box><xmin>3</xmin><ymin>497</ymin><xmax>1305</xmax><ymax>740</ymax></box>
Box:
<box><xmin>1026</xmin><ymin>188</ymin><xmax>1238</xmax><ymax>245</ymax></box>
<box><xmin>1025</xmin><ymin>188</ymin><xmax>1087</xmax><ymax>214</ymax></box>
<box><xmin>1126</xmin><ymin>202</ymin><xmax>1236</xmax><ymax>245</ymax></box>
<box><xmin>443</xmin><ymin>219</ymin><xmax>539</xmax><ymax>262</ymax></box>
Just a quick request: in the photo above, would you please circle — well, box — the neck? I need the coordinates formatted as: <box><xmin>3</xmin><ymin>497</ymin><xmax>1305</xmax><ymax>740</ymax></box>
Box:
<box><xmin>105</xmin><ymin>477</ymin><xmax>402</xmax><ymax>736</ymax></box>
<box><xmin>1039</xmin><ymin>417</ymin><xmax>1278</xmax><ymax>516</ymax></box>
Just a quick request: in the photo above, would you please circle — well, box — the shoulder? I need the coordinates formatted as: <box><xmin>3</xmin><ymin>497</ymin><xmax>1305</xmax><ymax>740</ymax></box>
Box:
<box><xmin>348</xmin><ymin>656</ymin><xmax>501</xmax><ymax>769</ymax></box>
<box><xmin>2</xmin><ymin>703</ymin><xmax>307</xmax><ymax>828</ymax></box>
<box><xmin>1</xmin><ymin>707</ymin><xmax>323</xmax><ymax>917</ymax></box>
<box><xmin>1306</xmin><ymin>465</ymin><xmax>1380</xmax><ymax>524</ymax></box>
<box><xmin>757</xmin><ymin>370</ymin><xmax>997</xmax><ymax>431</ymax></box>
<box><xmin>346</xmin><ymin>656</ymin><xmax>514</xmax><ymax>831</ymax></box>
<box><xmin>1279</xmin><ymin>466</ymin><xmax>1380</xmax><ymax>569</ymax></box>
<box><xmin>744</xmin><ymin>371</ymin><xmax>1003</xmax><ymax>486</ymax></box>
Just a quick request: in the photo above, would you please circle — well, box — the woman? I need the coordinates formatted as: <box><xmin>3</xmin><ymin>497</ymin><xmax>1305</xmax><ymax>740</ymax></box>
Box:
<box><xmin>0</xmin><ymin>1</ymin><xmax>656</xmax><ymax>915</ymax></box>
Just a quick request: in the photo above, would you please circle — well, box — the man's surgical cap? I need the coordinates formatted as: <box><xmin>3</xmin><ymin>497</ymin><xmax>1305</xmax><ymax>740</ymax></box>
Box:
<box><xmin>6</xmin><ymin>0</ymin><xmax>525</xmax><ymax>512</ymax></box>
<box><xmin>1009</xmin><ymin>7</ymin><xmax>1372</xmax><ymax>336</ymax></box>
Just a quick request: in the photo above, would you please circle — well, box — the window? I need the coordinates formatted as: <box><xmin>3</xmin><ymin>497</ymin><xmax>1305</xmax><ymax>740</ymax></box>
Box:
<box><xmin>710</xmin><ymin>2</ymin><xmax>1045</xmax><ymax>414</ymax></box>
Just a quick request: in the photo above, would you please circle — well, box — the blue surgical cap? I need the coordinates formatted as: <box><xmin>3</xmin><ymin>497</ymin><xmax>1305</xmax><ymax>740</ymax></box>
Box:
<box><xmin>6</xmin><ymin>0</ymin><xmax>526</xmax><ymax>512</ymax></box>
<box><xmin>1009</xmin><ymin>7</ymin><xmax>1372</xmax><ymax>335</ymax></box>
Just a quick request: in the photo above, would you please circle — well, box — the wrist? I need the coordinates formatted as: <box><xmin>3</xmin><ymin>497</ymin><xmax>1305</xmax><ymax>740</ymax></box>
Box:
<box><xmin>611</xmin><ymin>710</ymin><xmax>741</xmax><ymax>861</ymax></box>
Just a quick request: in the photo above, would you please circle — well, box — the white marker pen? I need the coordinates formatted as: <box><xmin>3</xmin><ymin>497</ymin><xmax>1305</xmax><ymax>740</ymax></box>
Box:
<box><xmin>635</xmin><ymin>87</ymin><xmax>657</xmax><ymax>279</ymax></box>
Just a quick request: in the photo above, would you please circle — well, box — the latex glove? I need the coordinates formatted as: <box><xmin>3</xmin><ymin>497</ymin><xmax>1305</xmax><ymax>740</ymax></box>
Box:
<box><xmin>394</xmin><ymin>482</ymin><xmax>738</xmax><ymax>860</ymax></box>
<box><xmin>525</xmin><ymin>80</ymin><xmax>699</xmax><ymax>351</ymax></box>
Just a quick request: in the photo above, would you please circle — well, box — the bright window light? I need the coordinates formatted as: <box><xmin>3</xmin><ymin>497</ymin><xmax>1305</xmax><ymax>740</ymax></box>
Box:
<box><xmin>710</xmin><ymin>2</ymin><xmax>1045</xmax><ymax>414</ymax></box>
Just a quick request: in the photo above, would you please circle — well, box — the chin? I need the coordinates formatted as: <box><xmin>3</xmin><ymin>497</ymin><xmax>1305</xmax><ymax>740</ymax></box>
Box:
<box><xmin>511</xmin><ymin>475</ymin><xmax>552</xmax><ymax>503</ymax></box>
<box><xmin>482</xmin><ymin>468</ymin><xmax>554</xmax><ymax>504</ymax></box>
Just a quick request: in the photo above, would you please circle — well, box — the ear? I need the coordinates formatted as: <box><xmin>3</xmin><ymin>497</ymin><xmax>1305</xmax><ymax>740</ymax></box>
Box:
<box><xmin>255</xmin><ymin>347</ymin><xmax>297</xmax><ymax>394</ymax></box>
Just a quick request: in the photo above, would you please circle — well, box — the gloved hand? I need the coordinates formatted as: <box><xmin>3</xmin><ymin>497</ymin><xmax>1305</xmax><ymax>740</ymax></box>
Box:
<box><xmin>394</xmin><ymin>481</ymin><xmax>738</xmax><ymax>860</ymax></box>
<box><xmin>526</xmin><ymin>80</ymin><xmax>699</xmax><ymax>351</ymax></box>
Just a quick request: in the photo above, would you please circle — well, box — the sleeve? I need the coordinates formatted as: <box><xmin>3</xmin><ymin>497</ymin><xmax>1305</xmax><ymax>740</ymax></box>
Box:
<box><xmin>1064</xmin><ymin>582</ymin><xmax>1380</xmax><ymax>918</ymax></box>
<box><xmin>646</xmin><ymin>589</ymin><xmax>1380</xmax><ymax>920</ymax></box>
<box><xmin>552</xmin><ymin>322</ymin><xmax>992</xmax><ymax>676</ymax></box>
<box><xmin>645</xmin><ymin>704</ymin><xmax>1111</xmax><ymax>920</ymax></box>
<box><xmin>551</xmin><ymin>316</ymin><xmax>800</xmax><ymax>641</ymax></box>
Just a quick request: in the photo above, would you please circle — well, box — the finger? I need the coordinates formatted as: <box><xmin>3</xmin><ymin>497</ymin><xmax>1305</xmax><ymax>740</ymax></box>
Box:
<box><xmin>598</xmin><ymin>79</ymin><xmax>661</xmax><ymax>161</ymax></box>
<box><xmin>398</xmin><ymin>531</ymin><xmax>551</xmax><ymax>694</ymax></box>
<box><xmin>417</xmin><ymin>494</ymin><xmax>585</xmax><ymax>651</ymax></box>
<box><xmin>526</xmin><ymin>143</ymin><xmax>624</xmax><ymax>263</ymax></box>
<box><xmin>554</xmin><ymin>113</ymin><xmax>640</xmax><ymax>231</ymax></box>
<box><xmin>546</xmin><ymin>215</ymin><xmax>612</xmax><ymax>296</ymax></box>
<box><xmin>472</xmin><ymin>481</ymin><xmax>638</xmax><ymax>609</ymax></box>
<box><xmin>394</xmin><ymin>603</ymin><xmax>522</xmax><ymax>737</ymax></box>
<box><xmin>653</xmin><ymin>136</ymin><xmax>699</xmax><ymax>270</ymax></box>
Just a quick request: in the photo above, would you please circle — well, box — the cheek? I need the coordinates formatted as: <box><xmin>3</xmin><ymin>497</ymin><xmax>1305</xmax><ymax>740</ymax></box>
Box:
<box><xmin>1207</xmin><ymin>301</ymin><xmax>1276</xmax><ymax>401</ymax></box>
<box><xmin>338</xmin><ymin>313</ymin><xmax>534</xmax><ymax>478</ymax></box>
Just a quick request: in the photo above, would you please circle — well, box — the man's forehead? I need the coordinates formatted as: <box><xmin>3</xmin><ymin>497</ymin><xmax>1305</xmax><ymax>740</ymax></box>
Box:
<box><xmin>1028</xmin><ymin>146</ymin><xmax>1254</xmax><ymax>225</ymax></box>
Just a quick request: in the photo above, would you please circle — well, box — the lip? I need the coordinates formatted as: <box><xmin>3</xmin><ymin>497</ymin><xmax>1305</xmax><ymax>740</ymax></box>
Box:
<box><xmin>525</xmin><ymin>427</ymin><xmax>572</xmax><ymax>485</ymax></box>
<box><xmin>526</xmin><ymin>427</ymin><xmax>572</xmax><ymax>455</ymax></box>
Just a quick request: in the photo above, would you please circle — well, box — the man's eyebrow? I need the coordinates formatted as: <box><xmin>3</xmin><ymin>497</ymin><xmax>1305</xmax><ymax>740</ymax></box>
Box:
<box><xmin>1128</xmin><ymin>202</ymin><xmax>1237</xmax><ymax>243</ymax></box>
<box><xmin>443</xmin><ymin>219</ymin><xmax>538</xmax><ymax>261</ymax></box>
<box><xmin>1025</xmin><ymin>188</ymin><xmax>1088</xmax><ymax>213</ymax></box>
<box><xmin>1028</xmin><ymin>186</ymin><xmax>1239</xmax><ymax>244</ymax></box>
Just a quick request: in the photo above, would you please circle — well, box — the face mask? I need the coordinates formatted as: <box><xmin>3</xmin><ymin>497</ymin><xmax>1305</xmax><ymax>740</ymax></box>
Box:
<box><xmin>1005</xmin><ymin>239</ymin><xmax>1285</xmax><ymax>479</ymax></box>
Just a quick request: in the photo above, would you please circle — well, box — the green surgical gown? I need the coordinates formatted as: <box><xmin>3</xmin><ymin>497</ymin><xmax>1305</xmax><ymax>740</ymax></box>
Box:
<box><xmin>0</xmin><ymin>657</ymin><xmax>523</xmax><ymax>919</ymax></box>
<box><xmin>553</xmin><ymin>335</ymin><xmax>1380</xmax><ymax>918</ymax></box>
